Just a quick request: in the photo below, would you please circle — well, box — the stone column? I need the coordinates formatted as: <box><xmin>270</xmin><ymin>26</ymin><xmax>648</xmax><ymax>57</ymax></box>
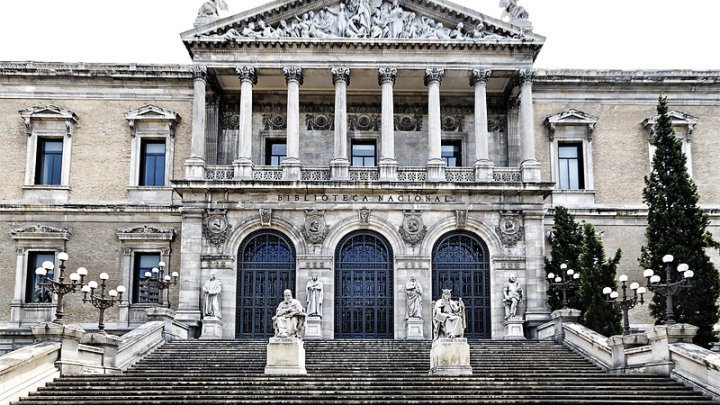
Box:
<box><xmin>174</xmin><ymin>207</ymin><xmax>204</xmax><ymax>331</ymax></box>
<box><xmin>330</xmin><ymin>67</ymin><xmax>351</xmax><ymax>180</ymax></box>
<box><xmin>470</xmin><ymin>69</ymin><xmax>494</xmax><ymax>181</ymax></box>
<box><xmin>518</xmin><ymin>68</ymin><xmax>541</xmax><ymax>182</ymax></box>
<box><xmin>379</xmin><ymin>67</ymin><xmax>398</xmax><ymax>181</ymax></box>
<box><xmin>282</xmin><ymin>66</ymin><xmax>303</xmax><ymax>181</ymax></box>
<box><xmin>233</xmin><ymin>66</ymin><xmax>258</xmax><ymax>180</ymax></box>
<box><xmin>425</xmin><ymin>68</ymin><xmax>446</xmax><ymax>182</ymax></box>
<box><xmin>186</xmin><ymin>66</ymin><xmax>207</xmax><ymax>180</ymax></box>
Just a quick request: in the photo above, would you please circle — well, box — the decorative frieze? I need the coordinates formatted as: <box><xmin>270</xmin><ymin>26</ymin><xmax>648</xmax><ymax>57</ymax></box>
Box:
<box><xmin>394</xmin><ymin>114</ymin><xmax>423</xmax><ymax>132</ymax></box>
<box><xmin>203</xmin><ymin>210</ymin><xmax>232</xmax><ymax>247</ymax></box>
<box><xmin>301</xmin><ymin>209</ymin><xmax>329</xmax><ymax>244</ymax></box>
<box><xmin>116</xmin><ymin>225</ymin><xmax>176</xmax><ymax>241</ymax></box>
<box><xmin>399</xmin><ymin>210</ymin><xmax>427</xmax><ymax>247</ymax></box>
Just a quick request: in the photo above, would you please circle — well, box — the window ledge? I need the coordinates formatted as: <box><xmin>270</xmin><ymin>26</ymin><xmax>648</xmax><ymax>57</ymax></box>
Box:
<box><xmin>551</xmin><ymin>189</ymin><xmax>596</xmax><ymax>207</ymax></box>
<box><xmin>22</xmin><ymin>185</ymin><xmax>70</xmax><ymax>191</ymax></box>
<box><xmin>128</xmin><ymin>187</ymin><xmax>173</xmax><ymax>204</ymax></box>
<box><xmin>22</xmin><ymin>186</ymin><xmax>69</xmax><ymax>203</ymax></box>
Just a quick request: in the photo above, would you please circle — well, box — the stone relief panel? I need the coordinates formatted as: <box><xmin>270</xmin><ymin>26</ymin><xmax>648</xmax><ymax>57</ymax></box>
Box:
<box><xmin>202</xmin><ymin>0</ymin><xmax>509</xmax><ymax>41</ymax></box>
<box><xmin>262</xmin><ymin>114</ymin><xmax>287</xmax><ymax>131</ymax></box>
<box><xmin>305</xmin><ymin>114</ymin><xmax>335</xmax><ymax>131</ymax></box>
<box><xmin>204</xmin><ymin>210</ymin><xmax>233</xmax><ymax>247</ymax></box>
<box><xmin>495</xmin><ymin>213</ymin><xmax>524</xmax><ymax>248</ymax></box>
<box><xmin>358</xmin><ymin>207</ymin><xmax>371</xmax><ymax>225</ymax></box>
<box><xmin>259</xmin><ymin>208</ymin><xmax>273</xmax><ymax>226</ymax></box>
<box><xmin>302</xmin><ymin>209</ymin><xmax>330</xmax><ymax>244</ymax></box>
<box><xmin>399</xmin><ymin>210</ymin><xmax>427</xmax><ymax>247</ymax></box>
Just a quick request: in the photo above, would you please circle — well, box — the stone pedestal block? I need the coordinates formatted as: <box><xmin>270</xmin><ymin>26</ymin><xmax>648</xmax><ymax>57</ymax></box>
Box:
<box><xmin>281</xmin><ymin>160</ymin><xmax>302</xmax><ymax>181</ymax></box>
<box><xmin>426</xmin><ymin>160</ymin><xmax>447</xmax><ymax>182</ymax></box>
<box><xmin>304</xmin><ymin>317</ymin><xmax>323</xmax><ymax>340</ymax></box>
<box><xmin>379</xmin><ymin>160</ymin><xmax>399</xmax><ymax>181</ymax></box>
<box><xmin>474</xmin><ymin>160</ymin><xmax>494</xmax><ymax>181</ymax></box>
<box><xmin>607</xmin><ymin>333</ymin><xmax>648</xmax><ymax>371</ymax></box>
<box><xmin>31</xmin><ymin>323</ymin><xmax>88</xmax><ymax>376</ymax></box>
<box><xmin>330</xmin><ymin>159</ymin><xmax>350</xmax><ymax>180</ymax></box>
<box><xmin>184</xmin><ymin>157</ymin><xmax>206</xmax><ymax>180</ymax></box>
<box><xmin>265</xmin><ymin>337</ymin><xmax>307</xmax><ymax>375</ymax></box>
<box><xmin>520</xmin><ymin>160</ymin><xmax>542</xmax><ymax>183</ymax></box>
<box><xmin>503</xmin><ymin>318</ymin><xmax>526</xmax><ymax>340</ymax></box>
<box><xmin>233</xmin><ymin>158</ymin><xmax>253</xmax><ymax>180</ymax></box>
<box><xmin>646</xmin><ymin>323</ymin><xmax>698</xmax><ymax>375</ymax></box>
<box><xmin>405</xmin><ymin>318</ymin><xmax>424</xmax><ymax>340</ymax></box>
<box><xmin>551</xmin><ymin>308</ymin><xmax>581</xmax><ymax>342</ymax></box>
<box><xmin>429</xmin><ymin>338</ymin><xmax>472</xmax><ymax>375</ymax></box>
<box><xmin>200</xmin><ymin>317</ymin><xmax>224</xmax><ymax>340</ymax></box>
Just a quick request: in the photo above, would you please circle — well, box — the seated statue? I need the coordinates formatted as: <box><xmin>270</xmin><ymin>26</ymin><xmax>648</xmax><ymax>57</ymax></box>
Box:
<box><xmin>272</xmin><ymin>289</ymin><xmax>307</xmax><ymax>339</ymax></box>
<box><xmin>433</xmin><ymin>289</ymin><xmax>466</xmax><ymax>340</ymax></box>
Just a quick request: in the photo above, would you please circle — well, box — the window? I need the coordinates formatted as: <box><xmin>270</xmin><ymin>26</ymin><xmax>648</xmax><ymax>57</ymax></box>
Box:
<box><xmin>140</xmin><ymin>140</ymin><xmax>166</xmax><ymax>186</ymax></box>
<box><xmin>351</xmin><ymin>141</ymin><xmax>376</xmax><ymax>167</ymax></box>
<box><xmin>265</xmin><ymin>140</ymin><xmax>287</xmax><ymax>166</ymax></box>
<box><xmin>26</xmin><ymin>252</ymin><xmax>55</xmax><ymax>304</ymax></box>
<box><xmin>132</xmin><ymin>252</ymin><xmax>161</xmax><ymax>304</ymax></box>
<box><xmin>558</xmin><ymin>143</ymin><xmax>584</xmax><ymax>190</ymax></box>
<box><xmin>35</xmin><ymin>139</ymin><xmax>63</xmax><ymax>185</ymax></box>
<box><xmin>441</xmin><ymin>141</ymin><xmax>462</xmax><ymax>167</ymax></box>
<box><xmin>643</xmin><ymin>111</ymin><xmax>698</xmax><ymax>178</ymax></box>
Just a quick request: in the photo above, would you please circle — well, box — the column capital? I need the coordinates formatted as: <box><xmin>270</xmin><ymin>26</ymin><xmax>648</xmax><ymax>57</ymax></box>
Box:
<box><xmin>283</xmin><ymin>66</ymin><xmax>304</xmax><ymax>85</ymax></box>
<box><xmin>331</xmin><ymin>67</ymin><xmax>351</xmax><ymax>86</ymax></box>
<box><xmin>470</xmin><ymin>69</ymin><xmax>492</xmax><ymax>86</ymax></box>
<box><xmin>518</xmin><ymin>68</ymin><xmax>536</xmax><ymax>85</ymax></box>
<box><xmin>424</xmin><ymin>68</ymin><xmax>445</xmax><ymax>86</ymax></box>
<box><xmin>378</xmin><ymin>67</ymin><xmax>398</xmax><ymax>86</ymax></box>
<box><xmin>235</xmin><ymin>66</ymin><xmax>258</xmax><ymax>85</ymax></box>
<box><xmin>189</xmin><ymin>65</ymin><xmax>208</xmax><ymax>82</ymax></box>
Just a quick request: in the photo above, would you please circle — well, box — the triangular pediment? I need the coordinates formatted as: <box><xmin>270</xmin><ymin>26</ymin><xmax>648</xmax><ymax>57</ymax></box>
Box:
<box><xmin>546</xmin><ymin>109</ymin><xmax>598</xmax><ymax>126</ymax></box>
<box><xmin>182</xmin><ymin>0</ymin><xmax>544</xmax><ymax>48</ymax></box>
<box><xmin>124</xmin><ymin>104</ymin><xmax>181</xmax><ymax>122</ymax></box>
<box><xmin>19</xmin><ymin>104</ymin><xmax>78</xmax><ymax>122</ymax></box>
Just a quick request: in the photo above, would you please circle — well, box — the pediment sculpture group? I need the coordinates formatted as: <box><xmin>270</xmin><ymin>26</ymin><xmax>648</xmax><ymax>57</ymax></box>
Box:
<box><xmin>204</xmin><ymin>0</ymin><xmax>510</xmax><ymax>42</ymax></box>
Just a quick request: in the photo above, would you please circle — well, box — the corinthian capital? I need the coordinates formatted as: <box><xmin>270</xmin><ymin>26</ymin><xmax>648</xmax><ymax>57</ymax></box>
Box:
<box><xmin>470</xmin><ymin>69</ymin><xmax>492</xmax><ymax>86</ymax></box>
<box><xmin>331</xmin><ymin>67</ymin><xmax>351</xmax><ymax>86</ymax></box>
<box><xmin>378</xmin><ymin>67</ymin><xmax>398</xmax><ymax>86</ymax></box>
<box><xmin>518</xmin><ymin>68</ymin><xmax>535</xmax><ymax>85</ymax></box>
<box><xmin>189</xmin><ymin>65</ymin><xmax>208</xmax><ymax>81</ymax></box>
<box><xmin>235</xmin><ymin>66</ymin><xmax>258</xmax><ymax>85</ymax></box>
<box><xmin>283</xmin><ymin>66</ymin><xmax>304</xmax><ymax>85</ymax></box>
<box><xmin>424</xmin><ymin>68</ymin><xmax>445</xmax><ymax>86</ymax></box>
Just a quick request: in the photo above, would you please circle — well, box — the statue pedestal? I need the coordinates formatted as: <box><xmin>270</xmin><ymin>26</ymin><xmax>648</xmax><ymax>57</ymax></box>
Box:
<box><xmin>429</xmin><ymin>338</ymin><xmax>472</xmax><ymax>375</ymax></box>
<box><xmin>503</xmin><ymin>317</ymin><xmax>526</xmax><ymax>340</ymax></box>
<box><xmin>405</xmin><ymin>318</ymin><xmax>424</xmax><ymax>340</ymax></box>
<box><xmin>265</xmin><ymin>337</ymin><xmax>307</xmax><ymax>375</ymax></box>
<box><xmin>304</xmin><ymin>317</ymin><xmax>323</xmax><ymax>340</ymax></box>
<box><xmin>200</xmin><ymin>317</ymin><xmax>223</xmax><ymax>340</ymax></box>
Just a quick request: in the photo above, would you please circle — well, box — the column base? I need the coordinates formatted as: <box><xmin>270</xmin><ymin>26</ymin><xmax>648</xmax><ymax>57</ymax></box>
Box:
<box><xmin>233</xmin><ymin>158</ymin><xmax>254</xmax><ymax>181</ymax></box>
<box><xmin>281</xmin><ymin>159</ymin><xmax>302</xmax><ymax>181</ymax></box>
<box><xmin>184</xmin><ymin>157</ymin><xmax>206</xmax><ymax>180</ymax></box>
<box><xmin>304</xmin><ymin>316</ymin><xmax>323</xmax><ymax>339</ymax></box>
<box><xmin>379</xmin><ymin>159</ymin><xmax>399</xmax><ymax>181</ymax></box>
<box><xmin>405</xmin><ymin>318</ymin><xmax>424</xmax><ymax>340</ymax></box>
<box><xmin>426</xmin><ymin>159</ymin><xmax>447</xmax><ymax>182</ymax></box>
<box><xmin>429</xmin><ymin>338</ymin><xmax>472</xmax><ymax>375</ymax></box>
<box><xmin>520</xmin><ymin>159</ymin><xmax>542</xmax><ymax>183</ymax></box>
<box><xmin>330</xmin><ymin>159</ymin><xmax>350</xmax><ymax>181</ymax></box>
<box><xmin>474</xmin><ymin>159</ymin><xmax>495</xmax><ymax>182</ymax></box>
<box><xmin>200</xmin><ymin>317</ymin><xmax>224</xmax><ymax>339</ymax></box>
<box><xmin>265</xmin><ymin>337</ymin><xmax>307</xmax><ymax>375</ymax></box>
<box><xmin>503</xmin><ymin>317</ymin><xmax>526</xmax><ymax>340</ymax></box>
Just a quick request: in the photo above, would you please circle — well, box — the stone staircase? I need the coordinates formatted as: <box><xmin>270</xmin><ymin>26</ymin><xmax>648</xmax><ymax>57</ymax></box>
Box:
<box><xmin>15</xmin><ymin>339</ymin><xmax>716</xmax><ymax>404</ymax></box>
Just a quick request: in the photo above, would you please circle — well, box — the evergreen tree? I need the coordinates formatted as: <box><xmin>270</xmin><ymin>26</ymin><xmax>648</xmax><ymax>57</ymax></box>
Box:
<box><xmin>545</xmin><ymin>206</ymin><xmax>583</xmax><ymax>311</ymax></box>
<box><xmin>639</xmin><ymin>97</ymin><xmax>720</xmax><ymax>348</ymax></box>
<box><xmin>577</xmin><ymin>223</ymin><xmax>623</xmax><ymax>337</ymax></box>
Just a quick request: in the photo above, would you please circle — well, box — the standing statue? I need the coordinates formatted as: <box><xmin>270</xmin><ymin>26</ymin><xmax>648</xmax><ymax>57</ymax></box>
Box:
<box><xmin>499</xmin><ymin>0</ymin><xmax>529</xmax><ymax>21</ymax></box>
<box><xmin>503</xmin><ymin>275</ymin><xmax>524</xmax><ymax>319</ymax></box>
<box><xmin>405</xmin><ymin>275</ymin><xmax>423</xmax><ymax>319</ymax></box>
<box><xmin>198</xmin><ymin>0</ymin><xmax>228</xmax><ymax>17</ymax></box>
<box><xmin>203</xmin><ymin>273</ymin><xmax>222</xmax><ymax>318</ymax></box>
<box><xmin>306</xmin><ymin>274</ymin><xmax>324</xmax><ymax>318</ymax></box>
<box><xmin>272</xmin><ymin>289</ymin><xmax>307</xmax><ymax>338</ymax></box>
<box><xmin>432</xmin><ymin>289</ymin><xmax>466</xmax><ymax>340</ymax></box>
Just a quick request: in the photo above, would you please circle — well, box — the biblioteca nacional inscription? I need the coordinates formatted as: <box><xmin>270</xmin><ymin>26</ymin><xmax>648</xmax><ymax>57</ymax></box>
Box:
<box><xmin>278</xmin><ymin>194</ymin><xmax>457</xmax><ymax>203</ymax></box>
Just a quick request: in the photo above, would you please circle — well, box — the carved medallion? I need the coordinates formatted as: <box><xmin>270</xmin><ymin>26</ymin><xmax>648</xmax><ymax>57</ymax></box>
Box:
<box><xmin>259</xmin><ymin>209</ymin><xmax>272</xmax><ymax>227</ymax></box>
<box><xmin>302</xmin><ymin>209</ymin><xmax>329</xmax><ymax>244</ymax></box>
<box><xmin>262</xmin><ymin>114</ymin><xmax>287</xmax><ymax>130</ymax></box>
<box><xmin>348</xmin><ymin>114</ymin><xmax>381</xmax><ymax>131</ymax></box>
<box><xmin>496</xmin><ymin>214</ymin><xmax>524</xmax><ymax>248</ymax></box>
<box><xmin>441</xmin><ymin>115</ymin><xmax>465</xmax><ymax>132</ymax></box>
<box><xmin>394</xmin><ymin>114</ymin><xmax>422</xmax><ymax>132</ymax></box>
<box><xmin>399</xmin><ymin>210</ymin><xmax>427</xmax><ymax>247</ymax></box>
<box><xmin>204</xmin><ymin>211</ymin><xmax>232</xmax><ymax>247</ymax></box>
<box><xmin>358</xmin><ymin>207</ymin><xmax>370</xmax><ymax>225</ymax></box>
<box><xmin>306</xmin><ymin>114</ymin><xmax>334</xmax><ymax>131</ymax></box>
<box><xmin>456</xmin><ymin>210</ymin><xmax>468</xmax><ymax>228</ymax></box>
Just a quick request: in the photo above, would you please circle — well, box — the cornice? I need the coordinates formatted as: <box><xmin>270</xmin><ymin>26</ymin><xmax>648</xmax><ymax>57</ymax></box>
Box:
<box><xmin>0</xmin><ymin>62</ymin><xmax>193</xmax><ymax>79</ymax></box>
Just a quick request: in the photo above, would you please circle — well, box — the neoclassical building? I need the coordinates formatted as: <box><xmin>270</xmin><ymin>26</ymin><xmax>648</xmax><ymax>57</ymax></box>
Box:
<box><xmin>1</xmin><ymin>0</ymin><xmax>719</xmax><ymax>348</ymax></box>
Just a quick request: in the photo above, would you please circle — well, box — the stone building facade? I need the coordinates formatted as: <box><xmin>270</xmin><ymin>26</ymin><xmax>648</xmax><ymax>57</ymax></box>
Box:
<box><xmin>0</xmin><ymin>0</ymin><xmax>718</xmax><ymax>347</ymax></box>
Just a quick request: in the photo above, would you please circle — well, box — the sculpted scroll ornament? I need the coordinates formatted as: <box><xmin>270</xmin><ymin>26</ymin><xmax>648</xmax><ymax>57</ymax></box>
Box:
<box><xmin>306</xmin><ymin>114</ymin><xmax>335</xmax><ymax>131</ymax></box>
<box><xmin>496</xmin><ymin>215</ymin><xmax>524</xmax><ymax>248</ymax></box>
<box><xmin>204</xmin><ymin>211</ymin><xmax>232</xmax><ymax>247</ymax></box>
<box><xmin>262</xmin><ymin>114</ymin><xmax>287</xmax><ymax>130</ymax></box>
<box><xmin>399</xmin><ymin>211</ymin><xmax>427</xmax><ymax>247</ymax></box>
<box><xmin>302</xmin><ymin>210</ymin><xmax>329</xmax><ymax>244</ymax></box>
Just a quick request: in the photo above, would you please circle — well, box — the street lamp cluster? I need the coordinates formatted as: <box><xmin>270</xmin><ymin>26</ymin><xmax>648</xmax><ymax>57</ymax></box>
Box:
<box><xmin>547</xmin><ymin>263</ymin><xmax>581</xmax><ymax>308</ymax></box>
<box><xmin>603</xmin><ymin>274</ymin><xmax>647</xmax><ymax>335</ymax></box>
<box><xmin>35</xmin><ymin>252</ymin><xmax>178</xmax><ymax>333</ymax></box>
<box><xmin>642</xmin><ymin>254</ymin><xmax>694</xmax><ymax>325</ymax></box>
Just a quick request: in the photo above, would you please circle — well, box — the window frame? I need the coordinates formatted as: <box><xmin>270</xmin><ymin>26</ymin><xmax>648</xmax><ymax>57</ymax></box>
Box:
<box><xmin>265</xmin><ymin>139</ymin><xmax>287</xmax><ymax>166</ymax></box>
<box><xmin>351</xmin><ymin>140</ymin><xmax>377</xmax><ymax>167</ymax></box>
<box><xmin>441</xmin><ymin>140</ymin><xmax>462</xmax><ymax>168</ymax></box>
<box><xmin>557</xmin><ymin>142</ymin><xmax>585</xmax><ymax>190</ymax></box>
<box><xmin>25</xmin><ymin>251</ymin><xmax>56</xmax><ymax>304</ymax></box>
<box><xmin>139</xmin><ymin>139</ymin><xmax>167</xmax><ymax>187</ymax></box>
<box><xmin>546</xmin><ymin>110</ymin><xmax>597</xmax><ymax>193</ymax></box>
<box><xmin>125</xmin><ymin>105</ymin><xmax>179</xmax><ymax>192</ymax></box>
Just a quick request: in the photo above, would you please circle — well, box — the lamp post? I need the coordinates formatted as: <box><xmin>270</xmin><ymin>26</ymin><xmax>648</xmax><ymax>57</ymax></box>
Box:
<box><xmin>140</xmin><ymin>261</ymin><xmax>178</xmax><ymax>308</ymax></box>
<box><xmin>34</xmin><ymin>252</ymin><xmax>88</xmax><ymax>324</ymax></box>
<box><xmin>643</xmin><ymin>254</ymin><xmax>694</xmax><ymax>325</ymax></box>
<box><xmin>603</xmin><ymin>274</ymin><xmax>647</xmax><ymax>335</ymax></box>
<box><xmin>547</xmin><ymin>263</ymin><xmax>581</xmax><ymax>308</ymax></box>
<box><xmin>81</xmin><ymin>273</ymin><xmax>125</xmax><ymax>333</ymax></box>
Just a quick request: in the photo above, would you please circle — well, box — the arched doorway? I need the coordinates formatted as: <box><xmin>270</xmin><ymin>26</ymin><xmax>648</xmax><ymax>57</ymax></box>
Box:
<box><xmin>432</xmin><ymin>231</ymin><xmax>491</xmax><ymax>339</ymax></box>
<box><xmin>335</xmin><ymin>231</ymin><xmax>394</xmax><ymax>339</ymax></box>
<box><xmin>236</xmin><ymin>230</ymin><xmax>296</xmax><ymax>339</ymax></box>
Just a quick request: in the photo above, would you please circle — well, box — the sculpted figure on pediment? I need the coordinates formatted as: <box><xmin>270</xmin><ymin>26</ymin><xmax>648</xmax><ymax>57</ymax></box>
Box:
<box><xmin>206</xmin><ymin>0</ymin><xmax>508</xmax><ymax>42</ymax></box>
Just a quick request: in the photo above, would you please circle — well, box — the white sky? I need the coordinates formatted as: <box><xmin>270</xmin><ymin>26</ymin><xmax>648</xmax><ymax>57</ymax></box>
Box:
<box><xmin>0</xmin><ymin>0</ymin><xmax>718</xmax><ymax>70</ymax></box>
